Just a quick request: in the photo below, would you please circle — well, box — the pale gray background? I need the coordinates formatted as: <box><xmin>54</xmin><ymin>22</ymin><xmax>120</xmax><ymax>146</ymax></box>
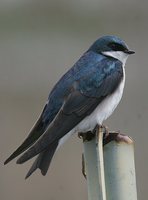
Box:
<box><xmin>0</xmin><ymin>0</ymin><xmax>147</xmax><ymax>200</ymax></box>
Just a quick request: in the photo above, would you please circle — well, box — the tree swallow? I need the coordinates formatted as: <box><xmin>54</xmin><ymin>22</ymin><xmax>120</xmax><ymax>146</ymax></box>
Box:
<box><xmin>4</xmin><ymin>35</ymin><xmax>135</xmax><ymax>178</ymax></box>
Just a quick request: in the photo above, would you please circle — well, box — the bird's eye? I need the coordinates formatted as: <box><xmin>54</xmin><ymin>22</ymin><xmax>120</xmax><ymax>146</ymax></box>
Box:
<box><xmin>108</xmin><ymin>42</ymin><xmax>126</xmax><ymax>51</ymax></box>
<box><xmin>109</xmin><ymin>43</ymin><xmax>116</xmax><ymax>49</ymax></box>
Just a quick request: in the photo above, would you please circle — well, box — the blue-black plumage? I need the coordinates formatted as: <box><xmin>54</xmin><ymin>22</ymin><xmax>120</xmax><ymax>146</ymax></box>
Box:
<box><xmin>4</xmin><ymin>35</ymin><xmax>134</xmax><ymax>178</ymax></box>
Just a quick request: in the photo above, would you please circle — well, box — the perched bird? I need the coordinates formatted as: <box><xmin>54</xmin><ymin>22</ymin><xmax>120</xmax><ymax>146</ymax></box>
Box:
<box><xmin>4</xmin><ymin>35</ymin><xmax>134</xmax><ymax>179</ymax></box>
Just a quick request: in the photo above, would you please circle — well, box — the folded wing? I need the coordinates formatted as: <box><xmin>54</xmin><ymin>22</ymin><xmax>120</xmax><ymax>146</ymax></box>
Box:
<box><xmin>17</xmin><ymin>59</ymin><xmax>123</xmax><ymax>164</ymax></box>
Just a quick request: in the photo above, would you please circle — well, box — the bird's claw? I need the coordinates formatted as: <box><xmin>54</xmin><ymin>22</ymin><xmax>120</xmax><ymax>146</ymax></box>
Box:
<box><xmin>93</xmin><ymin>124</ymin><xmax>110</xmax><ymax>140</ymax></box>
<box><xmin>78</xmin><ymin>131</ymin><xmax>95</xmax><ymax>142</ymax></box>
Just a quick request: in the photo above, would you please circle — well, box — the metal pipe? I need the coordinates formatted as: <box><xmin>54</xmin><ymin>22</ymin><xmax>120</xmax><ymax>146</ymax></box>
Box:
<box><xmin>103</xmin><ymin>134</ymin><xmax>137</xmax><ymax>200</ymax></box>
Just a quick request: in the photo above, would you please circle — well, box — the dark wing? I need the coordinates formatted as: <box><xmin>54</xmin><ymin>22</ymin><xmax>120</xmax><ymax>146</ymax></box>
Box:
<box><xmin>16</xmin><ymin>91</ymin><xmax>99</xmax><ymax>164</ymax></box>
<box><xmin>4</xmin><ymin>104</ymin><xmax>49</xmax><ymax>165</ymax></box>
<box><xmin>4</xmin><ymin>52</ymin><xmax>98</xmax><ymax>166</ymax></box>
<box><xmin>17</xmin><ymin>61</ymin><xmax>123</xmax><ymax>164</ymax></box>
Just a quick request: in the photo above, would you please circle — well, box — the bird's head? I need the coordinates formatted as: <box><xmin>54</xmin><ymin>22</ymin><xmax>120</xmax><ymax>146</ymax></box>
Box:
<box><xmin>89</xmin><ymin>35</ymin><xmax>135</xmax><ymax>64</ymax></box>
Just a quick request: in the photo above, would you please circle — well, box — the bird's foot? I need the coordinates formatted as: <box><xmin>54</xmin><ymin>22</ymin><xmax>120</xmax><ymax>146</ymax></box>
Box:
<box><xmin>101</xmin><ymin>124</ymin><xmax>109</xmax><ymax>138</ymax></box>
<box><xmin>93</xmin><ymin>124</ymin><xmax>109</xmax><ymax>140</ymax></box>
<box><xmin>78</xmin><ymin>131</ymin><xmax>95</xmax><ymax>142</ymax></box>
<box><xmin>78</xmin><ymin>124</ymin><xmax>109</xmax><ymax>142</ymax></box>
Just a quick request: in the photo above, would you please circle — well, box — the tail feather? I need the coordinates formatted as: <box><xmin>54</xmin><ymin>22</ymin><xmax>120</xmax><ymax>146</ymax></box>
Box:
<box><xmin>25</xmin><ymin>141</ymin><xmax>58</xmax><ymax>179</ymax></box>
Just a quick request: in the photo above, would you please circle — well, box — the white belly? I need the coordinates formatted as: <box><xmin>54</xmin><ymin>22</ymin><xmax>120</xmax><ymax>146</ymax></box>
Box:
<box><xmin>58</xmin><ymin>66</ymin><xmax>125</xmax><ymax>148</ymax></box>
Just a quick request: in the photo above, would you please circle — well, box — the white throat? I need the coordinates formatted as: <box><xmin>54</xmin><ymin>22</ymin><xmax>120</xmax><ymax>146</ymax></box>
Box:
<box><xmin>102</xmin><ymin>51</ymin><xmax>129</xmax><ymax>66</ymax></box>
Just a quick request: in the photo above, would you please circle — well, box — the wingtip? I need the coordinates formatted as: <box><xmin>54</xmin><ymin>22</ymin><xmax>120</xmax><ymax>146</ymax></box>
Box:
<box><xmin>4</xmin><ymin>157</ymin><xmax>12</xmax><ymax>165</ymax></box>
<box><xmin>16</xmin><ymin>151</ymin><xmax>31</xmax><ymax>164</ymax></box>
<box><xmin>4</xmin><ymin>144</ymin><xmax>31</xmax><ymax>166</ymax></box>
<box><xmin>4</xmin><ymin>160</ymin><xmax>8</xmax><ymax>165</ymax></box>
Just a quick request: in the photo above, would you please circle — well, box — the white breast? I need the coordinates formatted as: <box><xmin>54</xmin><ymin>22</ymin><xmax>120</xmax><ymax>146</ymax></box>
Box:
<box><xmin>75</xmin><ymin>66</ymin><xmax>125</xmax><ymax>132</ymax></box>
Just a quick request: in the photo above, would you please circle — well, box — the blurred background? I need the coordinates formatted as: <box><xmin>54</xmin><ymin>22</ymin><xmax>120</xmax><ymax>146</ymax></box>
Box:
<box><xmin>0</xmin><ymin>0</ymin><xmax>147</xmax><ymax>199</ymax></box>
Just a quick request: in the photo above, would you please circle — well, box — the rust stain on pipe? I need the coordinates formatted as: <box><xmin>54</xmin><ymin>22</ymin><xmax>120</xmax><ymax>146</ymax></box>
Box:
<box><xmin>103</xmin><ymin>132</ymin><xmax>133</xmax><ymax>146</ymax></box>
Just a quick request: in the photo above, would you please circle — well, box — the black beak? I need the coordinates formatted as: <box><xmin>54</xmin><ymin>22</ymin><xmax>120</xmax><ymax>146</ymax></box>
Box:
<box><xmin>124</xmin><ymin>49</ymin><xmax>135</xmax><ymax>54</ymax></box>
